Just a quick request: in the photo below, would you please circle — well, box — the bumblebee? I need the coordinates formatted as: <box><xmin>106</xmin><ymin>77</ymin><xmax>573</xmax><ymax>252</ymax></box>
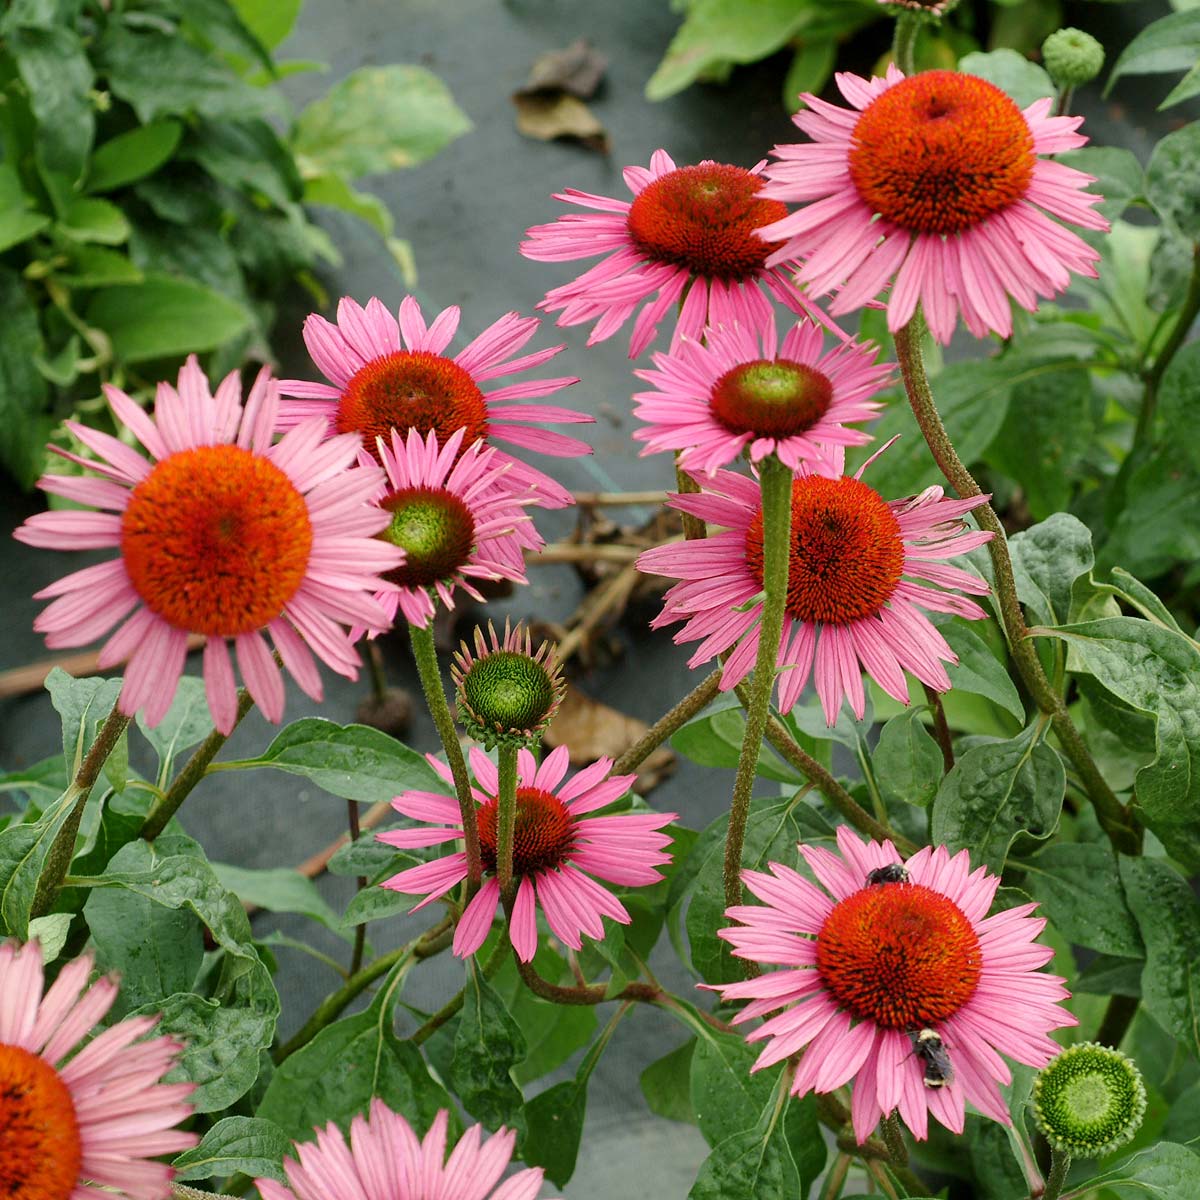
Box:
<box><xmin>912</xmin><ymin>1028</ymin><xmax>953</xmax><ymax>1089</ymax></box>
<box><xmin>866</xmin><ymin>864</ymin><xmax>910</xmax><ymax>886</ymax></box>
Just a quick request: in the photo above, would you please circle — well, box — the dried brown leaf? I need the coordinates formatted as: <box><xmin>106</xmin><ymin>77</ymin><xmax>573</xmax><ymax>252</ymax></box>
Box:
<box><xmin>518</xmin><ymin>38</ymin><xmax>608</xmax><ymax>99</ymax></box>
<box><xmin>513</xmin><ymin>92</ymin><xmax>609</xmax><ymax>153</ymax></box>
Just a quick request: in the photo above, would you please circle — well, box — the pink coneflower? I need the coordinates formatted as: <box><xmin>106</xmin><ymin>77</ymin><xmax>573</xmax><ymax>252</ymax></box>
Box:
<box><xmin>633</xmin><ymin>315</ymin><xmax>890</xmax><ymax>475</ymax></box>
<box><xmin>711</xmin><ymin>826</ymin><xmax>1076</xmax><ymax>1141</ymax></box>
<box><xmin>256</xmin><ymin>1102</ymin><xmax>549</xmax><ymax>1200</ymax></box>
<box><xmin>636</xmin><ymin>460</ymin><xmax>992</xmax><ymax>724</ymax></box>
<box><xmin>379</xmin><ymin>745</ymin><xmax>676</xmax><ymax>961</ymax></box>
<box><xmin>0</xmin><ymin>940</ymin><xmax>197</xmax><ymax>1199</ymax></box>
<box><xmin>14</xmin><ymin>358</ymin><xmax>400</xmax><ymax>733</ymax></box>
<box><xmin>369</xmin><ymin>427</ymin><xmax>539</xmax><ymax>631</ymax></box>
<box><xmin>521</xmin><ymin>150</ymin><xmax>834</xmax><ymax>358</ymax></box>
<box><xmin>759</xmin><ymin>68</ymin><xmax>1108</xmax><ymax>342</ymax></box>
<box><xmin>278</xmin><ymin>295</ymin><xmax>591</xmax><ymax>509</ymax></box>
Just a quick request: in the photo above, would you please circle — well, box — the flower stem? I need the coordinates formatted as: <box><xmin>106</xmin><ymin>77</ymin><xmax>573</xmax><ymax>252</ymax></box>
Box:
<box><xmin>881</xmin><ymin>1113</ymin><xmax>909</xmax><ymax>1166</ymax></box>
<box><xmin>922</xmin><ymin>684</ymin><xmax>955</xmax><ymax>773</ymax></box>
<box><xmin>611</xmin><ymin>668</ymin><xmax>722</xmax><ymax>777</ymax></box>
<box><xmin>347</xmin><ymin>798</ymin><xmax>366</xmax><ymax>975</ymax></box>
<box><xmin>819</xmin><ymin>1153</ymin><xmax>852</xmax><ymax>1200</ymax></box>
<box><xmin>674</xmin><ymin>456</ymin><xmax>707</xmax><ymax>541</ymax></box>
<box><xmin>32</xmin><ymin>706</ymin><xmax>131</xmax><ymax>919</ymax></box>
<box><xmin>409</xmin><ymin>620</ymin><xmax>482</xmax><ymax>886</ymax></box>
<box><xmin>365</xmin><ymin>640</ymin><xmax>390</xmax><ymax>704</ymax></box>
<box><xmin>892</xmin><ymin>317</ymin><xmax>1139</xmax><ymax>856</ymax></box>
<box><xmin>1041</xmin><ymin>1148</ymin><xmax>1071</xmax><ymax>1200</ymax></box>
<box><xmin>139</xmin><ymin>689</ymin><xmax>255</xmax><ymax>841</ymax></box>
<box><xmin>725</xmin><ymin>455</ymin><xmax>792</xmax><ymax>912</ymax></box>
<box><xmin>892</xmin><ymin>12</ymin><xmax>921</xmax><ymax>74</ymax></box>
<box><xmin>496</xmin><ymin>743</ymin><xmax>518</xmax><ymax>896</ymax></box>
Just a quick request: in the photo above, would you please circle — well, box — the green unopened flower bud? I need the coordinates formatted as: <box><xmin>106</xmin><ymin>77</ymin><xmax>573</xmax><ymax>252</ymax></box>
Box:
<box><xmin>1042</xmin><ymin>28</ymin><xmax>1105</xmax><ymax>89</ymax></box>
<box><xmin>452</xmin><ymin>621</ymin><xmax>564</xmax><ymax>750</ymax></box>
<box><xmin>876</xmin><ymin>0</ymin><xmax>961</xmax><ymax>20</ymax></box>
<box><xmin>1032</xmin><ymin>1042</ymin><xmax>1146</xmax><ymax>1160</ymax></box>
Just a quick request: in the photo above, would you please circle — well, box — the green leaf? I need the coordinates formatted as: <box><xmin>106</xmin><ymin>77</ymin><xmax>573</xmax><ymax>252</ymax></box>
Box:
<box><xmin>27</xmin><ymin>912</ymin><xmax>71</xmax><ymax>963</ymax></box>
<box><xmin>135</xmin><ymin>677</ymin><xmax>214</xmax><ymax>783</ymax></box>
<box><xmin>212</xmin><ymin>863</ymin><xmax>345</xmax><ymax>936</ymax></box>
<box><xmin>303</xmin><ymin>172</ymin><xmax>393</xmax><ymax>238</ymax></box>
<box><xmin>672</xmin><ymin>697</ymin><xmax>800</xmax><ymax>784</ymax></box>
<box><xmin>1016</xmin><ymin>843</ymin><xmax>1143</xmax><ymax>957</ymax></box>
<box><xmin>57</xmin><ymin>195</ymin><xmax>131</xmax><ymax>245</ymax></box>
<box><xmin>1157</xmin><ymin>340</ymin><xmax>1200</xmax><ymax>476</ymax></box>
<box><xmin>172</xmin><ymin>1116</ymin><xmax>289</xmax><ymax>1183</ymax></box>
<box><xmin>84</xmin><ymin>841</ymin><xmax>206</xmax><ymax>1013</ymax></box>
<box><xmin>985</xmin><ymin>362</ymin><xmax>1094</xmax><ymax>519</ymax></box>
<box><xmin>52</xmin><ymin>246</ymin><xmax>143</xmax><ymax>287</ymax></box>
<box><xmin>1119</xmin><ymin>858</ymin><xmax>1200</xmax><ymax>1057</ymax></box>
<box><xmin>1057</xmin><ymin>147</ymin><xmax>1144</xmax><ymax>221</ymax></box>
<box><xmin>1095</xmin><ymin>1141</ymin><xmax>1200</xmax><ymax>1197</ymax></box>
<box><xmin>183</xmin><ymin>119</ymin><xmax>302</xmax><ymax>208</ymax></box>
<box><xmin>45</xmin><ymin>669</ymin><xmax>122</xmax><ymax>777</ymax></box>
<box><xmin>339</xmin><ymin>882</ymin><xmax>413</xmax><ymax>928</ymax></box>
<box><xmin>0</xmin><ymin>789</ymin><xmax>80</xmax><ymax>938</ymax></box>
<box><xmin>931</xmin><ymin>723</ymin><xmax>1064</xmax><ymax>874</ymax></box>
<box><xmin>519</xmin><ymin>1080</ymin><xmax>585</xmax><ymax>1187</ymax></box>
<box><xmin>229</xmin><ymin>0</ymin><xmax>302</xmax><ymax>49</ymax></box>
<box><xmin>641</xmin><ymin>1038</ymin><xmax>697</xmax><ymax>1125</ymax></box>
<box><xmin>328</xmin><ymin>827</ymin><xmax>411</xmax><ymax>877</ymax></box>
<box><xmin>87</xmin><ymin>120</ymin><xmax>183</xmax><ymax>192</ymax></box>
<box><xmin>941</xmin><ymin>620</ymin><xmax>1024</xmax><ymax>722</ymax></box>
<box><xmin>0</xmin><ymin>210</ymin><xmax>50</xmax><ymax>253</ymax></box>
<box><xmin>217</xmin><ymin>719</ymin><xmax>447</xmax><ymax>802</ymax></box>
<box><xmin>1033</xmin><ymin>618</ymin><xmax>1200</xmax><ymax>854</ymax></box>
<box><xmin>691</xmin><ymin>1031</ymin><xmax>777</xmax><ymax>1143</ymax></box>
<box><xmin>0</xmin><ymin>758</ymin><xmax>68</xmax><ymax>808</ymax></box>
<box><xmin>257</xmin><ymin>959</ymin><xmax>451</xmax><ymax>1140</ymax></box>
<box><xmin>0</xmin><ymin>266</ymin><xmax>51</xmax><ymax>488</ymax></box>
<box><xmin>451</xmin><ymin>966</ymin><xmax>527</xmax><ymax>1132</ymax></box>
<box><xmin>86</xmin><ymin>274</ymin><xmax>252</xmax><ymax>363</ymax></box>
<box><xmin>8</xmin><ymin>24</ymin><xmax>93</xmax><ymax>181</ymax></box>
<box><xmin>1001</xmin><ymin>512</ymin><xmax>1096</xmax><ymax>628</ymax></box>
<box><xmin>959</xmin><ymin>48</ymin><xmax>1054</xmax><ymax>108</ymax></box>
<box><xmin>782</xmin><ymin>39</ymin><xmax>836</xmax><ymax>109</ymax></box>
<box><xmin>1107</xmin><ymin>8</ymin><xmax>1200</xmax><ymax>104</ymax></box>
<box><xmin>293</xmin><ymin>65</ymin><xmax>471</xmax><ymax>180</ymax></box>
<box><xmin>95</xmin><ymin>25</ymin><xmax>284</xmax><ymax>123</ymax></box>
<box><xmin>873</xmin><ymin>707</ymin><xmax>944</xmax><ymax>809</ymax></box>
<box><xmin>1146</xmin><ymin>123</ymin><xmax>1200</xmax><ymax>239</ymax></box>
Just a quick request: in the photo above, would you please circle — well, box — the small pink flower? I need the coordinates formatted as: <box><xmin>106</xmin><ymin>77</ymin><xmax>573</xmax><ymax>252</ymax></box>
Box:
<box><xmin>760</xmin><ymin>68</ymin><xmax>1108</xmax><ymax>342</ymax></box>
<box><xmin>637</xmin><ymin>458</ymin><xmax>993</xmax><ymax>724</ymax></box>
<box><xmin>368</xmin><ymin>427</ymin><xmax>539</xmax><ymax>631</ymax></box>
<box><xmin>379</xmin><ymin>745</ymin><xmax>676</xmax><ymax>961</ymax></box>
<box><xmin>710</xmin><ymin>826</ymin><xmax>1076</xmax><ymax>1142</ymax></box>
<box><xmin>521</xmin><ymin>150</ymin><xmax>835</xmax><ymax>358</ymax></box>
<box><xmin>633</xmin><ymin>313</ymin><xmax>890</xmax><ymax>475</ymax></box>
<box><xmin>14</xmin><ymin>358</ymin><xmax>401</xmax><ymax>733</ymax></box>
<box><xmin>257</xmin><ymin>1102</ymin><xmax>551</xmax><ymax>1200</ymax></box>
<box><xmin>278</xmin><ymin>295</ymin><xmax>591</xmax><ymax>509</ymax></box>
<box><xmin>0</xmin><ymin>940</ymin><xmax>197</xmax><ymax>1199</ymax></box>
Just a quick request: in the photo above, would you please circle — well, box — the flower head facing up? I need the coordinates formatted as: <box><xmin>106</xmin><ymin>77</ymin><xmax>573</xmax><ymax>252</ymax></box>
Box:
<box><xmin>760</xmin><ymin>68</ymin><xmax>1108</xmax><ymax>342</ymax></box>
<box><xmin>14</xmin><ymin>357</ymin><xmax>402</xmax><ymax>733</ymax></box>
<box><xmin>0</xmin><ymin>940</ymin><xmax>197</xmax><ymax>1200</ymax></box>
<box><xmin>633</xmin><ymin>316</ymin><xmax>889</xmax><ymax>475</ymax></box>
<box><xmin>711</xmin><ymin>827</ymin><xmax>1076</xmax><ymax>1142</ymax></box>
<box><xmin>521</xmin><ymin>149</ymin><xmax>835</xmax><ymax>359</ymax></box>
<box><xmin>279</xmin><ymin>295</ymin><xmax>591</xmax><ymax>509</ymax></box>
<box><xmin>452</xmin><ymin>621</ymin><xmax>565</xmax><ymax>749</ymax></box>
<box><xmin>379</xmin><ymin>745</ymin><xmax>676</xmax><ymax>961</ymax></box>
<box><xmin>1032</xmin><ymin>1042</ymin><xmax>1146</xmax><ymax>1160</ymax></box>
<box><xmin>256</xmin><ymin>1102</ymin><xmax>551</xmax><ymax>1200</ymax></box>
<box><xmin>370</xmin><ymin>428</ymin><xmax>539</xmax><ymax>631</ymax></box>
<box><xmin>637</xmin><ymin>458</ymin><xmax>992</xmax><ymax>724</ymax></box>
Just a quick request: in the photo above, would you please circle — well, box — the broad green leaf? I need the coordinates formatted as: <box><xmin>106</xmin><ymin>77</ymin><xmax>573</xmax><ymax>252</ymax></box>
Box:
<box><xmin>1119</xmin><ymin>858</ymin><xmax>1200</xmax><ymax>1057</ymax></box>
<box><xmin>1016</xmin><ymin>843</ymin><xmax>1143</xmax><ymax>957</ymax></box>
<box><xmin>57</xmin><ymin>195</ymin><xmax>131</xmax><ymax>245</ymax></box>
<box><xmin>339</xmin><ymin>883</ymin><xmax>413</xmax><ymax>928</ymax></box>
<box><xmin>1101</xmin><ymin>568</ymin><xmax>1192</xmax><ymax>640</ymax></box>
<box><xmin>136</xmin><ymin>677</ymin><xmax>215</xmax><ymax>783</ymax></box>
<box><xmin>1057</xmin><ymin>147</ymin><xmax>1144</xmax><ymax>221</ymax></box>
<box><xmin>0</xmin><ymin>788</ymin><xmax>80</xmax><ymax>938</ymax></box>
<box><xmin>691</xmin><ymin>1031</ymin><xmax>777</xmax><ymax>1144</ymax></box>
<box><xmin>86</xmin><ymin>274</ymin><xmax>252</xmax><ymax>363</ymax></box>
<box><xmin>0</xmin><ymin>210</ymin><xmax>50</xmax><ymax>253</ymax></box>
<box><xmin>642</xmin><ymin>1038</ymin><xmax>697</xmax><ymax>1124</ymax></box>
<box><xmin>52</xmin><ymin>246</ymin><xmax>143</xmax><ymax>287</ymax></box>
<box><xmin>8</xmin><ymin>25</ymin><xmax>93</xmax><ymax>181</ymax></box>
<box><xmin>0</xmin><ymin>758</ymin><xmax>68</xmax><ymax>808</ymax></box>
<box><xmin>1033</xmin><ymin>618</ymin><xmax>1200</xmax><ymax>851</ymax></box>
<box><xmin>181</xmin><ymin>0</ymin><xmax>274</xmax><ymax>74</ymax></box>
<box><xmin>931</xmin><ymin>723</ymin><xmax>1064</xmax><ymax>874</ymax></box>
<box><xmin>672</xmin><ymin>697</ymin><xmax>800</xmax><ymax>784</ymax></box>
<box><xmin>45</xmin><ymin>670</ymin><xmax>122</xmax><ymax>777</ymax></box>
<box><xmin>0</xmin><ymin>266</ymin><xmax>52</xmax><ymax>488</ymax></box>
<box><xmin>1008</xmin><ymin>512</ymin><xmax>1096</xmax><ymax>628</ymax></box>
<box><xmin>216</xmin><ymin>718</ymin><xmax>447</xmax><ymax>802</ymax></box>
<box><xmin>27</xmin><ymin>913</ymin><xmax>71</xmax><ymax>963</ymax></box>
<box><xmin>95</xmin><ymin>26</ymin><xmax>285</xmax><ymax>123</ymax></box>
<box><xmin>85</xmin><ymin>841</ymin><xmax>206</xmax><ymax>1014</ymax></box>
<box><xmin>941</xmin><ymin>620</ymin><xmax>1024</xmax><ymax>722</ymax></box>
<box><xmin>87</xmin><ymin>120</ymin><xmax>183</xmax><ymax>192</ymax></box>
<box><xmin>1107</xmin><ymin>8</ymin><xmax>1200</xmax><ymax>105</ymax></box>
<box><xmin>229</xmin><ymin>0</ymin><xmax>302</xmax><ymax>49</ymax></box>
<box><xmin>172</xmin><ymin>1116</ymin><xmax>289</xmax><ymax>1183</ymax></box>
<box><xmin>183</xmin><ymin>119</ymin><xmax>302</xmax><ymax>208</ymax></box>
<box><xmin>1146</xmin><ymin>122</ymin><xmax>1200</xmax><ymax>239</ymax></box>
<box><xmin>1157</xmin><ymin>341</ymin><xmax>1200</xmax><ymax>475</ymax></box>
<box><xmin>451</xmin><ymin>967</ymin><xmax>527</xmax><ymax>1133</ymax></box>
<box><xmin>782</xmin><ymin>39</ymin><xmax>836</xmax><ymax>109</ymax></box>
<box><xmin>303</xmin><ymin>172</ymin><xmax>393</xmax><ymax>238</ymax></box>
<box><xmin>257</xmin><ymin>958</ymin><xmax>450</xmax><ymax>1139</ymax></box>
<box><xmin>1095</xmin><ymin>1141</ymin><xmax>1200</xmax><ymax>1197</ymax></box>
<box><xmin>959</xmin><ymin>48</ymin><xmax>1054</xmax><ymax>108</ymax></box>
<box><xmin>212</xmin><ymin>863</ymin><xmax>346</xmax><ymax>937</ymax></box>
<box><xmin>873</xmin><ymin>707</ymin><xmax>944</xmax><ymax>809</ymax></box>
<box><xmin>328</xmin><ymin>827</ymin><xmax>412</xmax><ymax>877</ymax></box>
<box><xmin>293</xmin><ymin>65</ymin><xmax>471</xmax><ymax>180</ymax></box>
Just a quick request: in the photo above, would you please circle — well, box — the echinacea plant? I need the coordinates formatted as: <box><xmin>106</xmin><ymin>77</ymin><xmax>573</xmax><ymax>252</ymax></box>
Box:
<box><xmin>3</xmin><ymin>8</ymin><xmax>1198</xmax><ymax>1200</ymax></box>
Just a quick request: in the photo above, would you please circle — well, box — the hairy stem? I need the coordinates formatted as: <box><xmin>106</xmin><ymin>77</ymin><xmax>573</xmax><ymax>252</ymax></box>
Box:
<box><xmin>923</xmin><ymin>684</ymin><xmax>955</xmax><ymax>773</ymax></box>
<box><xmin>892</xmin><ymin>12</ymin><xmax>921</xmax><ymax>74</ymax></box>
<box><xmin>409</xmin><ymin>620</ymin><xmax>482</xmax><ymax>885</ymax></box>
<box><xmin>496</xmin><ymin>744</ymin><xmax>518</xmax><ymax>895</ymax></box>
<box><xmin>140</xmin><ymin>690</ymin><xmax>255</xmax><ymax>841</ymax></box>
<box><xmin>1040</xmin><ymin>1148</ymin><xmax>1071</xmax><ymax>1200</ymax></box>
<box><xmin>725</xmin><ymin>455</ymin><xmax>792</xmax><ymax>912</ymax></box>
<box><xmin>893</xmin><ymin>317</ymin><xmax>1138</xmax><ymax>855</ymax></box>
<box><xmin>674</xmin><ymin>457</ymin><xmax>707</xmax><ymax>541</ymax></box>
<box><xmin>32</xmin><ymin>706</ymin><xmax>131</xmax><ymax>919</ymax></box>
<box><xmin>611</xmin><ymin>668</ymin><xmax>722</xmax><ymax>777</ymax></box>
<box><xmin>881</xmin><ymin>1113</ymin><xmax>909</xmax><ymax>1167</ymax></box>
<box><xmin>347</xmin><ymin>798</ymin><xmax>366</xmax><ymax>975</ymax></box>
